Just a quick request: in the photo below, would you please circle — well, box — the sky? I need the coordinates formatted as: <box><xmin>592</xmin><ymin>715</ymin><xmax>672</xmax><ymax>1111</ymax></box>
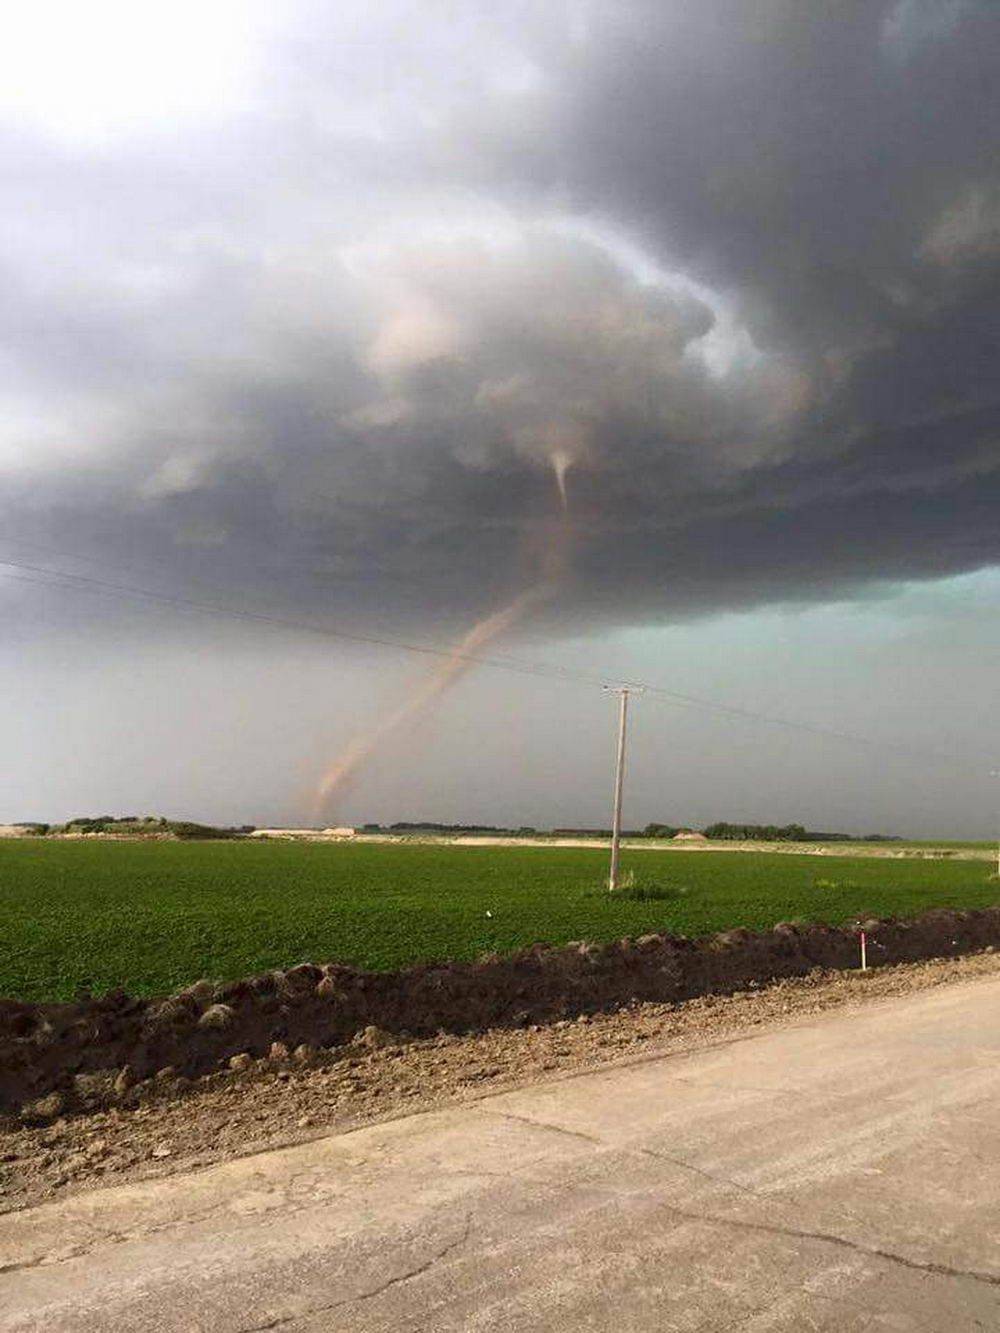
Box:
<box><xmin>2</xmin><ymin>0</ymin><xmax>999</xmax><ymax>835</ymax></box>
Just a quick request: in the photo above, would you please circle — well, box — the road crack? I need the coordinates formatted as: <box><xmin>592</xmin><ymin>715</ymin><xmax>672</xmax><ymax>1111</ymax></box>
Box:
<box><xmin>637</xmin><ymin>1145</ymin><xmax>763</xmax><ymax>1198</ymax></box>
<box><xmin>487</xmin><ymin>1108</ymin><xmax>762</xmax><ymax>1198</ymax></box>
<box><xmin>236</xmin><ymin>1213</ymin><xmax>473</xmax><ymax>1331</ymax></box>
<box><xmin>485</xmin><ymin>1109</ymin><xmax>602</xmax><ymax>1144</ymax></box>
<box><xmin>657</xmin><ymin>1201</ymin><xmax>1000</xmax><ymax>1290</ymax></box>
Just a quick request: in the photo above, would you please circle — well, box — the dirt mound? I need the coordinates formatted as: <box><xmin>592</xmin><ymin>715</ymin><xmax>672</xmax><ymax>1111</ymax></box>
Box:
<box><xmin>2</xmin><ymin>908</ymin><xmax>995</xmax><ymax>1116</ymax></box>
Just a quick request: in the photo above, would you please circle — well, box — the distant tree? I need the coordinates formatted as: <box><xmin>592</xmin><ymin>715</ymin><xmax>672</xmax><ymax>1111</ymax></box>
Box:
<box><xmin>552</xmin><ymin>828</ymin><xmax>613</xmax><ymax>838</ymax></box>
<box><xmin>388</xmin><ymin>821</ymin><xmax>515</xmax><ymax>834</ymax></box>
<box><xmin>169</xmin><ymin>821</ymin><xmax>242</xmax><ymax>839</ymax></box>
<box><xmin>704</xmin><ymin>821</ymin><xmax>857</xmax><ymax>842</ymax></box>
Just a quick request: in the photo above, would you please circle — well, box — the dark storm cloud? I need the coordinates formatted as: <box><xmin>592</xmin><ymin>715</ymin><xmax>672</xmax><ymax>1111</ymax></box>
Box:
<box><xmin>3</xmin><ymin>0</ymin><xmax>999</xmax><ymax>636</ymax></box>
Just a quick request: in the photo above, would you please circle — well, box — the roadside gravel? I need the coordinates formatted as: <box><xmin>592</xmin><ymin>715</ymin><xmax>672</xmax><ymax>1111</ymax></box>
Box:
<box><xmin>3</xmin><ymin>949</ymin><xmax>998</xmax><ymax>1214</ymax></box>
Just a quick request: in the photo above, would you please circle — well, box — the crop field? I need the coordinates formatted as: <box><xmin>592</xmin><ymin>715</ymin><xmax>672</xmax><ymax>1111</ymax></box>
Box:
<box><xmin>2</xmin><ymin>839</ymin><xmax>998</xmax><ymax>1002</ymax></box>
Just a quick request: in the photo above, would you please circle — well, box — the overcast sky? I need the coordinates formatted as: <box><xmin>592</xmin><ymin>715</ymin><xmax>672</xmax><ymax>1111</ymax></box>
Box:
<box><xmin>3</xmin><ymin>1</ymin><xmax>999</xmax><ymax>835</ymax></box>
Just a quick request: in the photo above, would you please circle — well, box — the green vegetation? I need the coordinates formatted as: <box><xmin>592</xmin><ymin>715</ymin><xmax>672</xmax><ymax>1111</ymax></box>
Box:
<box><xmin>601</xmin><ymin>878</ymin><xmax>685</xmax><ymax>903</ymax></box>
<box><xmin>53</xmin><ymin>815</ymin><xmax>252</xmax><ymax>839</ymax></box>
<box><xmin>2</xmin><ymin>840</ymin><xmax>998</xmax><ymax>1003</ymax></box>
<box><xmin>365</xmin><ymin>822</ymin><xmax>539</xmax><ymax>836</ymax></box>
<box><xmin>702</xmin><ymin>822</ymin><xmax>875</xmax><ymax>842</ymax></box>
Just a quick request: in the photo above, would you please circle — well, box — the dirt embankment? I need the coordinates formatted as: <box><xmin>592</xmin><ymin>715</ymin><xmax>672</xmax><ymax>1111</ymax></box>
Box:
<box><xmin>3</xmin><ymin>906</ymin><xmax>1000</xmax><ymax>1120</ymax></box>
<box><xmin>4</xmin><ymin>951</ymin><xmax>1000</xmax><ymax>1214</ymax></box>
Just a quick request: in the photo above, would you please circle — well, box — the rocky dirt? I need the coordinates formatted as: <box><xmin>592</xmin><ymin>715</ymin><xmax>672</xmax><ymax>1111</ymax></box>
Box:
<box><xmin>3</xmin><ymin>949</ymin><xmax>999</xmax><ymax>1216</ymax></box>
<box><xmin>9</xmin><ymin>907</ymin><xmax>1000</xmax><ymax>1117</ymax></box>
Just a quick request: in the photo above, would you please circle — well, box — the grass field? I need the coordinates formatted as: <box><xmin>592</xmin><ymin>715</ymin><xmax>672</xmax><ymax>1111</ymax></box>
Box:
<box><xmin>2</xmin><ymin>839</ymin><xmax>998</xmax><ymax>1002</ymax></box>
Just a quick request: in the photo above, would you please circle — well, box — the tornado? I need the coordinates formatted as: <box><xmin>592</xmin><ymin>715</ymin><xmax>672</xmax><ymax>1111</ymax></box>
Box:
<box><xmin>551</xmin><ymin>449</ymin><xmax>571</xmax><ymax>511</ymax></box>
<box><xmin>314</xmin><ymin>453</ymin><xmax>575</xmax><ymax>817</ymax></box>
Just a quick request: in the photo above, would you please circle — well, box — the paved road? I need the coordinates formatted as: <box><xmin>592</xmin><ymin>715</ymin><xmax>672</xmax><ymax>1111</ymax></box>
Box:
<box><xmin>3</xmin><ymin>977</ymin><xmax>1000</xmax><ymax>1331</ymax></box>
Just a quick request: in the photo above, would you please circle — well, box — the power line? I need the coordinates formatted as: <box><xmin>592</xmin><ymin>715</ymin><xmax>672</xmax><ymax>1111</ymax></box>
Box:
<box><xmin>0</xmin><ymin>551</ymin><xmax>987</xmax><ymax>776</ymax></box>
<box><xmin>0</xmin><ymin>554</ymin><xmax>608</xmax><ymax>685</ymax></box>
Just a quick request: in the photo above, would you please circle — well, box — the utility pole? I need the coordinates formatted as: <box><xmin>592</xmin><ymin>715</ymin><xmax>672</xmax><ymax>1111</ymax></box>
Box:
<box><xmin>992</xmin><ymin>771</ymin><xmax>1000</xmax><ymax>879</ymax></box>
<box><xmin>604</xmin><ymin>685</ymin><xmax>639</xmax><ymax>891</ymax></box>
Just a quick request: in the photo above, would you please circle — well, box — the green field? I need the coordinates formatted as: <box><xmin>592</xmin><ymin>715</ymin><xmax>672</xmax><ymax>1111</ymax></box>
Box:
<box><xmin>1</xmin><ymin>839</ymin><xmax>998</xmax><ymax>1002</ymax></box>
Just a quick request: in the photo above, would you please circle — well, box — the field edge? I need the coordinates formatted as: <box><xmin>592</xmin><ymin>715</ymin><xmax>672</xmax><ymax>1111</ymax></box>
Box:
<box><xmin>4</xmin><ymin>904</ymin><xmax>999</xmax><ymax>1118</ymax></box>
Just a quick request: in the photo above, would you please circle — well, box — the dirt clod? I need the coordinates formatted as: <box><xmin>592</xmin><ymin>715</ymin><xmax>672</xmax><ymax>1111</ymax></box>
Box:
<box><xmin>113</xmin><ymin>1066</ymin><xmax>136</xmax><ymax>1096</ymax></box>
<box><xmin>356</xmin><ymin>1025</ymin><xmax>394</xmax><ymax>1050</ymax></box>
<box><xmin>197</xmin><ymin>1004</ymin><xmax>234</xmax><ymax>1031</ymax></box>
<box><xmin>20</xmin><ymin>1093</ymin><xmax>64</xmax><ymax>1123</ymax></box>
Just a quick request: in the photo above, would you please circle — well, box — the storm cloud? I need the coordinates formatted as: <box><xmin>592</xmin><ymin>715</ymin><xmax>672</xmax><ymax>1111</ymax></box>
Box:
<box><xmin>4</xmin><ymin>0</ymin><xmax>1000</xmax><ymax>638</ymax></box>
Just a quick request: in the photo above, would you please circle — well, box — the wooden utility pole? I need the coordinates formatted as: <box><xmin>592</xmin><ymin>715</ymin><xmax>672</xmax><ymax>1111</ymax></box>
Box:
<box><xmin>604</xmin><ymin>685</ymin><xmax>638</xmax><ymax>891</ymax></box>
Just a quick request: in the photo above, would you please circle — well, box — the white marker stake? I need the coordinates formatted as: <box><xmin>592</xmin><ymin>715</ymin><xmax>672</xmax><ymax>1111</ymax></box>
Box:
<box><xmin>860</xmin><ymin>931</ymin><xmax>868</xmax><ymax>972</ymax></box>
